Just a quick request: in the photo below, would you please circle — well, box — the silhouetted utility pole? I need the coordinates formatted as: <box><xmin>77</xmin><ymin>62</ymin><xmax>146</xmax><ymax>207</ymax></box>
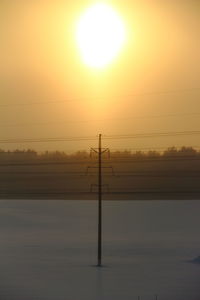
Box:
<box><xmin>88</xmin><ymin>134</ymin><xmax>111</xmax><ymax>266</ymax></box>
<box><xmin>89</xmin><ymin>134</ymin><xmax>110</xmax><ymax>267</ymax></box>
<box><xmin>98</xmin><ymin>133</ymin><xmax>102</xmax><ymax>267</ymax></box>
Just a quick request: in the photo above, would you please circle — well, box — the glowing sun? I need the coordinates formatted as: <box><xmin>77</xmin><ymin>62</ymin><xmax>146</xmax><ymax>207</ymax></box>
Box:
<box><xmin>76</xmin><ymin>3</ymin><xmax>126</xmax><ymax>69</ymax></box>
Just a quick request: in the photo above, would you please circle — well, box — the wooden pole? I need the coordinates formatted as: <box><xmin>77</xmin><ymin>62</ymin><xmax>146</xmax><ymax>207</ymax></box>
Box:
<box><xmin>97</xmin><ymin>134</ymin><xmax>102</xmax><ymax>267</ymax></box>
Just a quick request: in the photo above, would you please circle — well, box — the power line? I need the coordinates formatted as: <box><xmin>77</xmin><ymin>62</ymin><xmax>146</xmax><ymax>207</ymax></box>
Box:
<box><xmin>1</xmin><ymin>190</ymin><xmax>200</xmax><ymax>196</ymax></box>
<box><xmin>109</xmin><ymin>158</ymin><xmax>200</xmax><ymax>163</ymax></box>
<box><xmin>124</xmin><ymin>87</ymin><xmax>200</xmax><ymax>97</ymax></box>
<box><xmin>0</xmin><ymin>87</ymin><xmax>199</xmax><ymax>108</ymax></box>
<box><xmin>2</xmin><ymin>111</ymin><xmax>200</xmax><ymax>128</ymax></box>
<box><xmin>104</xmin><ymin>130</ymin><xmax>200</xmax><ymax>140</ymax></box>
<box><xmin>102</xmin><ymin>190</ymin><xmax>200</xmax><ymax>194</ymax></box>
<box><xmin>110</xmin><ymin>173</ymin><xmax>200</xmax><ymax>178</ymax></box>
<box><xmin>1</xmin><ymin>171</ymin><xmax>200</xmax><ymax>178</ymax></box>
<box><xmin>1</xmin><ymin>130</ymin><xmax>200</xmax><ymax>144</ymax></box>
<box><xmin>0</xmin><ymin>161</ymin><xmax>94</xmax><ymax>166</ymax></box>
<box><xmin>0</xmin><ymin>136</ymin><xmax>97</xmax><ymax>144</ymax></box>
<box><xmin>110</xmin><ymin>146</ymin><xmax>200</xmax><ymax>151</ymax></box>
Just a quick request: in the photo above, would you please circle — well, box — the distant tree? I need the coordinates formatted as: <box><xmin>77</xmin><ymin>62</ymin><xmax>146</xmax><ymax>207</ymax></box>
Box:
<box><xmin>0</xmin><ymin>147</ymin><xmax>199</xmax><ymax>163</ymax></box>
<box><xmin>146</xmin><ymin>150</ymin><xmax>160</xmax><ymax>158</ymax></box>
<box><xmin>133</xmin><ymin>151</ymin><xmax>145</xmax><ymax>159</ymax></box>
<box><xmin>73</xmin><ymin>151</ymin><xmax>89</xmax><ymax>159</ymax></box>
<box><xmin>163</xmin><ymin>146</ymin><xmax>197</xmax><ymax>157</ymax></box>
<box><xmin>111</xmin><ymin>150</ymin><xmax>132</xmax><ymax>158</ymax></box>
<box><xmin>178</xmin><ymin>146</ymin><xmax>197</xmax><ymax>156</ymax></box>
<box><xmin>163</xmin><ymin>147</ymin><xmax>179</xmax><ymax>157</ymax></box>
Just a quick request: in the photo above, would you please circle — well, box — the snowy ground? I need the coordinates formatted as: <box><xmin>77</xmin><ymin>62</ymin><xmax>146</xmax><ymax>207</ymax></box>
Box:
<box><xmin>0</xmin><ymin>200</ymin><xmax>200</xmax><ymax>300</ymax></box>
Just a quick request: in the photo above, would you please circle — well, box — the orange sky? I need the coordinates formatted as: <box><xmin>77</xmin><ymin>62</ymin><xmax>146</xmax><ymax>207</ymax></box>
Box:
<box><xmin>0</xmin><ymin>0</ymin><xmax>200</xmax><ymax>151</ymax></box>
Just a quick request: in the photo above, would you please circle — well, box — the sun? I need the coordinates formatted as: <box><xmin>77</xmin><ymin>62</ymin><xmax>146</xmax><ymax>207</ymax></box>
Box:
<box><xmin>76</xmin><ymin>3</ymin><xmax>126</xmax><ymax>69</ymax></box>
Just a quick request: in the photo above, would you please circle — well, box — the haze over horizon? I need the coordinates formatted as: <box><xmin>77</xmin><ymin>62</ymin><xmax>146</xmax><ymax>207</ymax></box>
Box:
<box><xmin>1</xmin><ymin>0</ymin><xmax>200</xmax><ymax>151</ymax></box>
<box><xmin>1</xmin><ymin>3</ymin><xmax>200</xmax><ymax>299</ymax></box>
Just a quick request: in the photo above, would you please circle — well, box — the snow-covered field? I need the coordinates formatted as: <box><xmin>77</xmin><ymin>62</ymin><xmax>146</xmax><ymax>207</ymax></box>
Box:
<box><xmin>0</xmin><ymin>200</ymin><xmax>200</xmax><ymax>300</ymax></box>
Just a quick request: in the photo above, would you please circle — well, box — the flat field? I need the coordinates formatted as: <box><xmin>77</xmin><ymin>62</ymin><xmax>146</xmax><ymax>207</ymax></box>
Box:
<box><xmin>0</xmin><ymin>200</ymin><xmax>200</xmax><ymax>300</ymax></box>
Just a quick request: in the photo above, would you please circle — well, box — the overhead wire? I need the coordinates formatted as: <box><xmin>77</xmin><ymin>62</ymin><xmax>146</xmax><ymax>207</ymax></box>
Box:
<box><xmin>1</xmin><ymin>190</ymin><xmax>200</xmax><ymax>196</ymax></box>
<box><xmin>1</xmin><ymin>87</ymin><xmax>199</xmax><ymax>108</ymax></box>
<box><xmin>2</xmin><ymin>112</ymin><xmax>200</xmax><ymax>128</ymax></box>
<box><xmin>0</xmin><ymin>135</ymin><xmax>97</xmax><ymax>144</ymax></box>
<box><xmin>104</xmin><ymin>130</ymin><xmax>200</xmax><ymax>140</ymax></box>
<box><xmin>1</xmin><ymin>130</ymin><xmax>200</xmax><ymax>145</ymax></box>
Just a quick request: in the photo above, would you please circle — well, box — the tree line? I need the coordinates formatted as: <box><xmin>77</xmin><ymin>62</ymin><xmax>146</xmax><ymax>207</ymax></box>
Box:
<box><xmin>0</xmin><ymin>146</ymin><xmax>199</xmax><ymax>162</ymax></box>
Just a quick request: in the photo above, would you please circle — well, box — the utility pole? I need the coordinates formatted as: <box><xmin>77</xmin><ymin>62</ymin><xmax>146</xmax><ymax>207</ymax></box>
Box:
<box><xmin>88</xmin><ymin>134</ymin><xmax>110</xmax><ymax>267</ymax></box>
<box><xmin>98</xmin><ymin>133</ymin><xmax>102</xmax><ymax>267</ymax></box>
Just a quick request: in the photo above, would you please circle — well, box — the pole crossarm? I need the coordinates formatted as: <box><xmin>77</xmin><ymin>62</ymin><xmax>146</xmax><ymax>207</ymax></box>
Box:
<box><xmin>85</xmin><ymin>165</ymin><xmax>114</xmax><ymax>176</ymax></box>
<box><xmin>90</xmin><ymin>147</ymin><xmax>110</xmax><ymax>156</ymax></box>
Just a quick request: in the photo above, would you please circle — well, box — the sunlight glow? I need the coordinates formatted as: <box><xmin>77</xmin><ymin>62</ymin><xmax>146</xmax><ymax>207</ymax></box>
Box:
<box><xmin>76</xmin><ymin>3</ymin><xmax>126</xmax><ymax>69</ymax></box>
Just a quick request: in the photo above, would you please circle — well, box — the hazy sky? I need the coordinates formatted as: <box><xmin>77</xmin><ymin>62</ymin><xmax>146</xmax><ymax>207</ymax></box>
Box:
<box><xmin>0</xmin><ymin>0</ymin><xmax>200</xmax><ymax>151</ymax></box>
